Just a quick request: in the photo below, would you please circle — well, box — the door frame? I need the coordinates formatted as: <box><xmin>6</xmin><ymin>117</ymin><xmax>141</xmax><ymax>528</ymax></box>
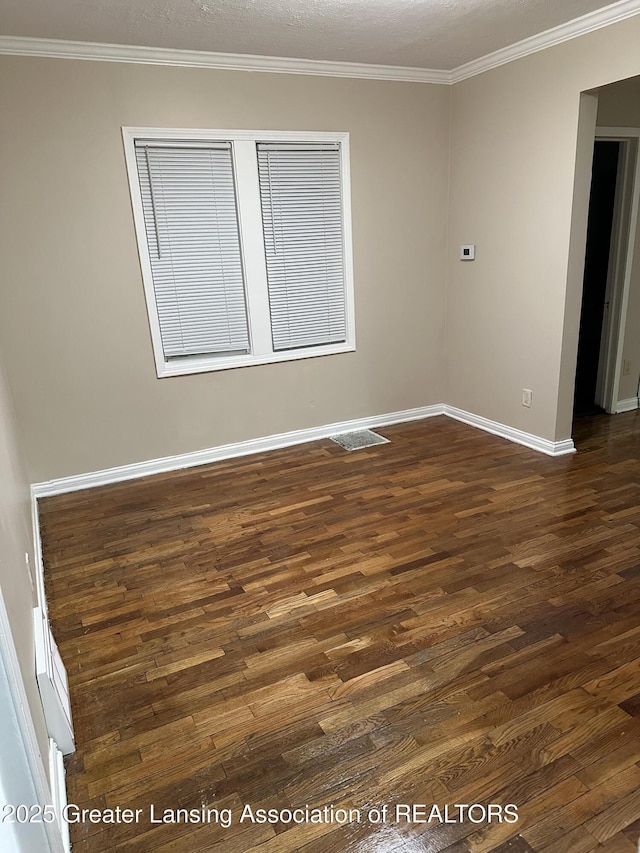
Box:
<box><xmin>594</xmin><ymin>127</ymin><xmax>640</xmax><ymax>413</ymax></box>
<box><xmin>0</xmin><ymin>588</ymin><xmax>67</xmax><ymax>852</ymax></box>
<box><xmin>30</xmin><ymin>490</ymin><xmax>75</xmax><ymax>755</ymax></box>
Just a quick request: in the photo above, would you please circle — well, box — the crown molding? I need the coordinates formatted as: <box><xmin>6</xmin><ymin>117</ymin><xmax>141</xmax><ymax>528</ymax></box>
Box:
<box><xmin>450</xmin><ymin>0</ymin><xmax>640</xmax><ymax>82</ymax></box>
<box><xmin>0</xmin><ymin>36</ymin><xmax>451</xmax><ymax>84</ymax></box>
<box><xmin>1</xmin><ymin>0</ymin><xmax>639</xmax><ymax>85</ymax></box>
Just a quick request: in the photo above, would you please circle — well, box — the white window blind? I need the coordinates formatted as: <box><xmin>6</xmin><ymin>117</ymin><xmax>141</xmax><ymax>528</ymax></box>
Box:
<box><xmin>135</xmin><ymin>142</ymin><xmax>250</xmax><ymax>359</ymax></box>
<box><xmin>257</xmin><ymin>142</ymin><xmax>347</xmax><ymax>352</ymax></box>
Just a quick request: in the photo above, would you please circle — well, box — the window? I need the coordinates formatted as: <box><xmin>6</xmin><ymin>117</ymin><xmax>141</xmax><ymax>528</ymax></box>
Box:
<box><xmin>123</xmin><ymin>128</ymin><xmax>355</xmax><ymax>377</ymax></box>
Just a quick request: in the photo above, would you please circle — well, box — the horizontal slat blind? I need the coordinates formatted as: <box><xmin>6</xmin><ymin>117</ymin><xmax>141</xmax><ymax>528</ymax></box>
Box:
<box><xmin>135</xmin><ymin>142</ymin><xmax>249</xmax><ymax>358</ymax></box>
<box><xmin>257</xmin><ymin>143</ymin><xmax>346</xmax><ymax>352</ymax></box>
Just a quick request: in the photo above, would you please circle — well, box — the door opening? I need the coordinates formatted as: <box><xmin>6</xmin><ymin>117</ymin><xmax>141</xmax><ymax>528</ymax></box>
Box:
<box><xmin>573</xmin><ymin>140</ymin><xmax>620</xmax><ymax>418</ymax></box>
<box><xmin>572</xmin><ymin>127</ymin><xmax>640</xmax><ymax>422</ymax></box>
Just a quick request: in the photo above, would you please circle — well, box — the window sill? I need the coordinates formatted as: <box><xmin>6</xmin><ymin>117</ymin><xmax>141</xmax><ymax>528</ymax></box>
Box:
<box><xmin>156</xmin><ymin>342</ymin><xmax>356</xmax><ymax>378</ymax></box>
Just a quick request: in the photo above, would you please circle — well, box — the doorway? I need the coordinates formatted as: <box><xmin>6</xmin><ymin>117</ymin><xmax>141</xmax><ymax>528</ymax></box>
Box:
<box><xmin>573</xmin><ymin>140</ymin><xmax>620</xmax><ymax>418</ymax></box>
<box><xmin>573</xmin><ymin>129</ymin><xmax>640</xmax><ymax>419</ymax></box>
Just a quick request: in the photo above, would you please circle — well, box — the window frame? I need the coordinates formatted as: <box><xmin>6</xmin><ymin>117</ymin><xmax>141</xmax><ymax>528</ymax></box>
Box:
<box><xmin>122</xmin><ymin>127</ymin><xmax>356</xmax><ymax>378</ymax></box>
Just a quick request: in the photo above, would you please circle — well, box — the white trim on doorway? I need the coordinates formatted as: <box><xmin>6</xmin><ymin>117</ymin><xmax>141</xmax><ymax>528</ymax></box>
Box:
<box><xmin>0</xmin><ymin>589</ymin><xmax>67</xmax><ymax>853</ymax></box>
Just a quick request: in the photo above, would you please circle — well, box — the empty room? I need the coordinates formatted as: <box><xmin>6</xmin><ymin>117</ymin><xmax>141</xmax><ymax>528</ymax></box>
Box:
<box><xmin>2</xmin><ymin>1</ymin><xmax>640</xmax><ymax>851</ymax></box>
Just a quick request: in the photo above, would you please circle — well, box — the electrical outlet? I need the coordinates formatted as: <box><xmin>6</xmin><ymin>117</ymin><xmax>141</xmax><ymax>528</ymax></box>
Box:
<box><xmin>522</xmin><ymin>389</ymin><xmax>532</xmax><ymax>408</ymax></box>
<box><xmin>623</xmin><ymin>359</ymin><xmax>632</xmax><ymax>376</ymax></box>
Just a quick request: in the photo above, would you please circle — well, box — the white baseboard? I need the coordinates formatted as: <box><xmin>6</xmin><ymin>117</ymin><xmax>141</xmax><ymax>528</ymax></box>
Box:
<box><xmin>616</xmin><ymin>397</ymin><xmax>639</xmax><ymax>413</ymax></box>
<box><xmin>31</xmin><ymin>403</ymin><xmax>578</xmax><ymax>498</ymax></box>
<box><xmin>31</xmin><ymin>486</ymin><xmax>46</xmax><ymax>612</ymax></box>
<box><xmin>443</xmin><ymin>405</ymin><xmax>576</xmax><ymax>457</ymax></box>
<box><xmin>32</xmin><ymin>404</ymin><xmax>445</xmax><ymax>497</ymax></box>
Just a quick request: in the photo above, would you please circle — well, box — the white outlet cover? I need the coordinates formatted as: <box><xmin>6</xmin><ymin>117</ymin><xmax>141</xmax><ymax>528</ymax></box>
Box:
<box><xmin>460</xmin><ymin>244</ymin><xmax>475</xmax><ymax>260</ymax></box>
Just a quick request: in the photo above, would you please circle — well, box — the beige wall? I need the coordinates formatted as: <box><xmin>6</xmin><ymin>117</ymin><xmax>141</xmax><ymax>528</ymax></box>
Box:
<box><xmin>0</xmin><ymin>352</ymin><xmax>50</xmax><ymax>763</ymax></box>
<box><xmin>597</xmin><ymin>77</ymin><xmax>640</xmax><ymax>405</ymax></box>
<box><xmin>3</xmin><ymin>17</ymin><xmax>640</xmax><ymax>483</ymax></box>
<box><xmin>447</xmin><ymin>16</ymin><xmax>640</xmax><ymax>442</ymax></box>
<box><xmin>598</xmin><ymin>75</ymin><xmax>640</xmax><ymax>126</ymax></box>
<box><xmin>0</xmin><ymin>57</ymin><xmax>450</xmax><ymax>483</ymax></box>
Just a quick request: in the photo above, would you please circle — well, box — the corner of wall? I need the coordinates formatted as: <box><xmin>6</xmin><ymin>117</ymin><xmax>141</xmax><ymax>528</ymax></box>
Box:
<box><xmin>555</xmin><ymin>91</ymin><xmax>599</xmax><ymax>441</ymax></box>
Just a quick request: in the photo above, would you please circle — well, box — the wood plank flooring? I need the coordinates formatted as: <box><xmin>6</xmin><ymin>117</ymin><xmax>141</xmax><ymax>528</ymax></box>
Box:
<box><xmin>39</xmin><ymin>412</ymin><xmax>640</xmax><ymax>852</ymax></box>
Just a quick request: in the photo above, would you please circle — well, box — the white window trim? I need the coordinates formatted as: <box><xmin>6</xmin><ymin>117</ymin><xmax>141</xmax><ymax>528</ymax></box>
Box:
<box><xmin>122</xmin><ymin>126</ymin><xmax>356</xmax><ymax>378</ymax></box>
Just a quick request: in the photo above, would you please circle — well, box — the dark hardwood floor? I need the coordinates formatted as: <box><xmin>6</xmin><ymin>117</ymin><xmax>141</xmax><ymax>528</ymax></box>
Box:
<box><xmin>39</xmin><ymin>412</ymin><xmax>640</xmax><ymax>852</ymax></box>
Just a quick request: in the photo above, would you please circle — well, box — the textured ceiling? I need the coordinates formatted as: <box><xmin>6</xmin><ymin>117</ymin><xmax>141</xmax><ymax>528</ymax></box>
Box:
<box><xmin>0</xmin><ymin>0</ymin><xmax>624</xmax><ymax>70</ymax></box>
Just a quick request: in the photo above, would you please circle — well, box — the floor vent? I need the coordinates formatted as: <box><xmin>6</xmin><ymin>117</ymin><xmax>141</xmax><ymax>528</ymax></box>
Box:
<box><xmin>329</xmin><ymin>429</ymin><xmax>390</xmax><ymax>451</ymax></box>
